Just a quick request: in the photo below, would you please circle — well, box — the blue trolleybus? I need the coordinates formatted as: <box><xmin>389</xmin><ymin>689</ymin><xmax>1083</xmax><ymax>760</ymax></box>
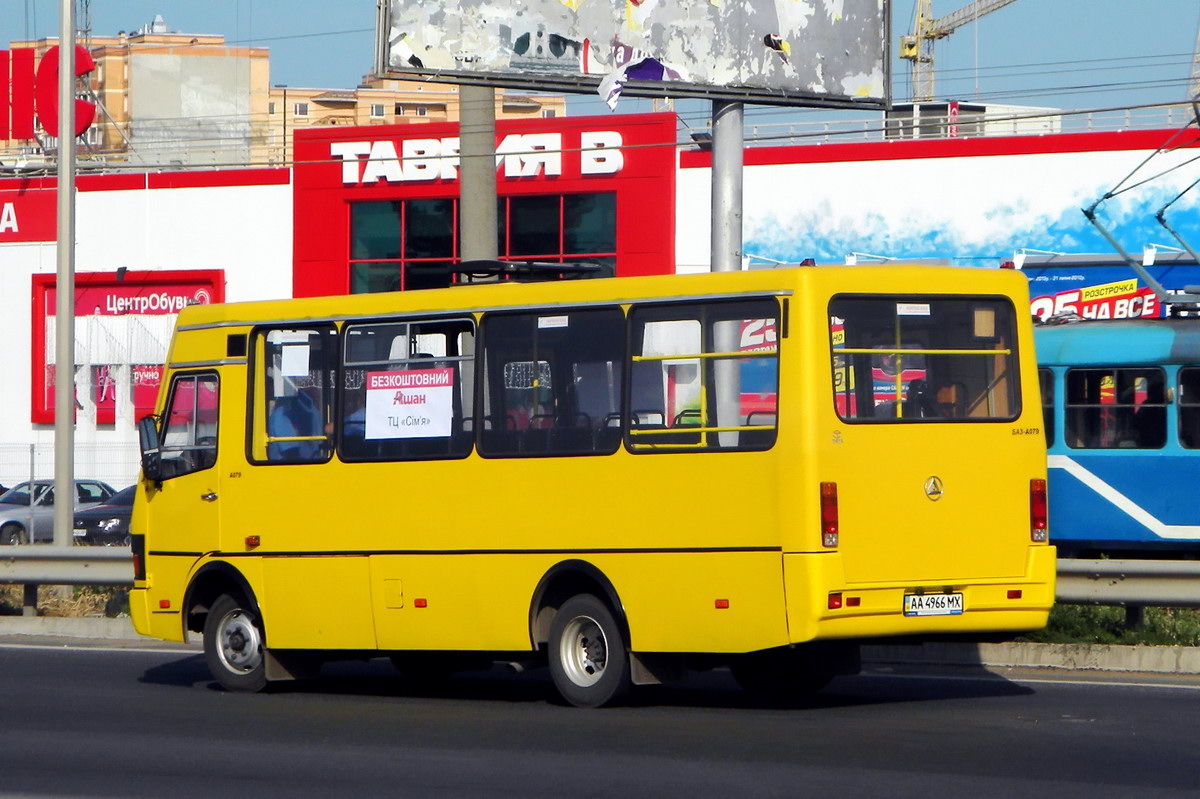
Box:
<box><xmin>1036</xmin><ymin>318</ymin><xmax>1200</xmax><ymax>557</ymax></box>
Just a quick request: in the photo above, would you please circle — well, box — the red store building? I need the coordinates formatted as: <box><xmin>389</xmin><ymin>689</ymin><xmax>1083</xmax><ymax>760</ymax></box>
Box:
<box><xmin>291</xmin><ymin>113</ymin><xmax>679</xmax><ymax>297</ymax></box>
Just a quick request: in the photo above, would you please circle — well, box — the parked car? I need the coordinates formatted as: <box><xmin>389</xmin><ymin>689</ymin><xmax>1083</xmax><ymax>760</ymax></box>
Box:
<box><xmin>72</xmin><ymin>485</ymin><xmax>136</xmax><ymax>547</ymax></box>
<box><xmin>0</xmin><ymin>479</ymin><xmax>116</xmax><ymax>545</ymax></box>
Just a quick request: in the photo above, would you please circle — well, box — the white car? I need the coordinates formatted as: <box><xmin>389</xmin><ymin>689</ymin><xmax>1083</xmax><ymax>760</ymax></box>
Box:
<box><xmin>0</xmin><ymin>480</ymin><xmax>116</xmax><ymax>545</ymax></box>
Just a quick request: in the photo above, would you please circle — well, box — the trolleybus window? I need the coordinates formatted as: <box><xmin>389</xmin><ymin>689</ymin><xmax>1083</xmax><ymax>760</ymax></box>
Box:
<box><xmin>340</xmin><ymin>318</ymin><xmax>475</xmax><ymax>460</ymax></box>
<box><xmin>1038</xmin><ymin>368</ymin><xmax>1055</xmax><ymax>445</ymax></box>
<box><xmin>250</xmin><ymin>326</ymin><xmax>336</xmax><ymax>464</ymax></box>
<box><xmin>830</xmin><ymin>297</ymin><xmax>1019</xmax><ymax>422</ymax></box>
<box><xmin>480</xmin><ymin>307</ymin><xmax>623</xmax><ymax>457</ymax></box>
<box><xmin>627</xmin><ymin>299</ymin><xmax>779</xmax><ymax>451</ymax></box>
<box><xmin>1065</xmin><ymin>367</ymin><xmax>1166</xmax><ymax>449</ymax></box>
<box><xmin>1180</xmin><ymin>367</ymin><xmax>1200</xmax><ymax>449</ymax></box>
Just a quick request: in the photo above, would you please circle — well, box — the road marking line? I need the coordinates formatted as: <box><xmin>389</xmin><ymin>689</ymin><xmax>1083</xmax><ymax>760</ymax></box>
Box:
<box><xmin>862</xmin><ymin>671</ymin><xmax>1200</xmax><ymax>691</ymax></box>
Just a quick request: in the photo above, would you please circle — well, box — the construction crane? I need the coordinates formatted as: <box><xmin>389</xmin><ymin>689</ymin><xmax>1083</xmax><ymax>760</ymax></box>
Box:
<box><xmin>899</xmin><ymin>0</ymin><xmax>1020</xmax><ymax>102</ymax></box>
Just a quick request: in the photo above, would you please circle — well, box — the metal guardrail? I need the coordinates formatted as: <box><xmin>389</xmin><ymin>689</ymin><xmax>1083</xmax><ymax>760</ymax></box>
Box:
<box><xmin>2</xmin><ymin>553</ymin><xmax>1199</xmax><ymax>608</ymax></box>
<box><xmin>0</xmin><ymin>546</ymin><xmax>133</xmax><ymax>586</ymax></box>
<box><xmin>1056</xmin><ymin>559</ymin><xmax>1200</xmax><ymax>609</ymax></box>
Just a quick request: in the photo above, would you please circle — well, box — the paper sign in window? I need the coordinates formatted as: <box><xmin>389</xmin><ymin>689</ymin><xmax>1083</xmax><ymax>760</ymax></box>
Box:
<box><xmin>281</xmin><ymin>344</ymin><xmax>310</xmax><ymax>377</ymax></box>
<box><xmin>364</xmin><ymin>368</ymin><xmax>454</xmax><ymax>439</ymax></box>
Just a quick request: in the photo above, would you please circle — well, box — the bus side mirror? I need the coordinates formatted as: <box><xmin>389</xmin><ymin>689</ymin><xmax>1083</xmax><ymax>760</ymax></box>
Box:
<box><xmin>138</xmin><ymin>414</ymin><xmax>163</xmax><ymax>483</ymax></box>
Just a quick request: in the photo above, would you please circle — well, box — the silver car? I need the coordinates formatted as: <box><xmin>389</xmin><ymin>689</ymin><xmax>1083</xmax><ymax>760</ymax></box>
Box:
<box><xmin>0</xmin><ymin>480</ymin><xmax>116</xmax><ymax>545</ymax></box>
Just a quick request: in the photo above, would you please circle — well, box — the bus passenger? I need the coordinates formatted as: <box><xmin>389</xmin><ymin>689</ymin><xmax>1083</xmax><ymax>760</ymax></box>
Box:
<box><xmin>267</xmin><ymin>392</ymin><xmax>323</xmax><ymax>461</ymax></box>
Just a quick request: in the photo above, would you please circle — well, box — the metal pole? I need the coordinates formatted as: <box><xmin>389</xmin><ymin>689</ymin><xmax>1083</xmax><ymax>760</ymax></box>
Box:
<box><xmin>458</xmin><ymin>85</ymin><xmax>498</xmax><ymax>262</ymax></box>
<box><xmin>23</xmin><ymin>583</ymin><xmax>38</xmax><ymax>617</ymax></box>
<box><xmin>54</xmin><ymin>0</ymin><xmax>78</xmax><ymax>547</ymax></box>
<box><xmin>710</xmin><ymin>102</ymin><xmax>744</xmax><ymax>446</ymax></box>
<box><xmin>710</xmin><ymin>101</ymin><xmax>743</xmax><ymax>273</ymax></box>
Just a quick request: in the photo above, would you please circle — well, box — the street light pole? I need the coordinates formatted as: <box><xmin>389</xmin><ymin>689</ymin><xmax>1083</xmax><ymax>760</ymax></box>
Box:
<box><xmin>53</xmin><ymin>0</ymin><xmax>78</xmax><ymax>547</ymax></box>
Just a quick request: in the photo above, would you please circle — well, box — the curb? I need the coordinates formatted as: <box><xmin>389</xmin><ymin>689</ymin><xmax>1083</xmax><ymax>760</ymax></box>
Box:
<box><xmin>862</xmin><ymin>641</ymin><xmax>1200</xmax><ymax>675</ymax></box>
<box><xmin>0</xmin><ymin>616</ymin><xmax>144</xmax><ymax>640</ymax></box>
<box><xmin>3</xmin><ymin>617</ymin><xmax>1198</xmax><ymax>674</ymax></box>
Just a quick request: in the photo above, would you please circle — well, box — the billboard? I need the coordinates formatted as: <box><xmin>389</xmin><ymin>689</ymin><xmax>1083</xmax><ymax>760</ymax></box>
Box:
<box><xmin>380</xmin><ymin>0</ymin><xmax>888</xmax><ymax>109</ymax></box>
<box><xmin>674</xmin><ymin>129</ymin><xmax>1200</xmax><ymax>272</ymax></box>
<box><xmin>1020</xmin><ymin>255</ymin><xmax>1200</xmax><ymax>321</ymax></box>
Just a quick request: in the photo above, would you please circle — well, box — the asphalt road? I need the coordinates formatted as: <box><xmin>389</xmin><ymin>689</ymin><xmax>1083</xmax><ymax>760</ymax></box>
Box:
<box><xmin>1</xmin><ymin>641</ymin><xmax>1198</xmax><ymax>798</ymax></box>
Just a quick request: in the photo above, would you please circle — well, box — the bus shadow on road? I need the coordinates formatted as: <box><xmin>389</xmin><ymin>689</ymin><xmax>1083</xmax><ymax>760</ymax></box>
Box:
<box><xmin>138</xmin><ymin>653</ymin><xmax>213</xmax><ymax>688</ymax></box>
<box><xmin>139</xmin><ymin>653</ymin><xmax>1033</xmax><ymax>710</ymax></box>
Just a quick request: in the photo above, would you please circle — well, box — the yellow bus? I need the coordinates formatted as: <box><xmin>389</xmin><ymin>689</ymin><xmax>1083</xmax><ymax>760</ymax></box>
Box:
<box><xmin>129</xmin><ymin>265</ymin><xmax>1054</xmax><ymax>706</ymax></box>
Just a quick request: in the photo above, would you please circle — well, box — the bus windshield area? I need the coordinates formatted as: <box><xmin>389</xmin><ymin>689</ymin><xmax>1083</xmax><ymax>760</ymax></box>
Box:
<box><xmin>830</xmin><ymin>296</ymin><xmax>1020</xmax><ymax>422</ymax></box>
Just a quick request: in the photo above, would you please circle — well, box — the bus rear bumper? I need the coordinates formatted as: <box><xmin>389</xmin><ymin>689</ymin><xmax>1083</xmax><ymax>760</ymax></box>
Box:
<box><xmin>784</xmin><ymin>546</ymin><xmax>1057</xmax><ymax>642</ymax></box>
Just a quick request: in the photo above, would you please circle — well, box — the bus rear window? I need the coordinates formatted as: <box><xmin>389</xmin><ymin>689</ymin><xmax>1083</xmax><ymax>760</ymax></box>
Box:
<box><xmin>830</xmin><ymin>296</ymin><xmax>1019</xmax><ymax>422</ymax></box>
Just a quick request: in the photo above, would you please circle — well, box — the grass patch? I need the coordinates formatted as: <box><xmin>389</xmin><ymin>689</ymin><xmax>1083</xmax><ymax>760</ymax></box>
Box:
<box><xmin>1017</xmin><ymin>604</ymin><xmax>1200</xmax><ymax>647</ymax></box>
<box><xmin>0</xmin><ymin>585</ymin><xmax>128</xmax><ymax>618</ymax></box>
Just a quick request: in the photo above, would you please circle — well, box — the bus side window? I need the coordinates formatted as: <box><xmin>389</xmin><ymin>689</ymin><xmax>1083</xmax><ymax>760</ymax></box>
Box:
<box><xmin>339</xmin><ymin>318</ymin><xmax>475</xmax><ymax>462</ymax></box>
<box><xmin>250</xmin><ymin>326</ymin><xmax>336</xmax><ymax>464</ymax></box>
<box><xmin>479</xmin><ymin>307</ymin><xmax>624</xmax><ymax>458</ymax></box>
<box><xmin>627</xmin><ymin>300</ymin><xmax>779</xmax><ymax>452</ymax></box>
<box><xmin>159</xmin><ymin>372</ymin><xmax>219</xmax><ymax>479</ymax></box>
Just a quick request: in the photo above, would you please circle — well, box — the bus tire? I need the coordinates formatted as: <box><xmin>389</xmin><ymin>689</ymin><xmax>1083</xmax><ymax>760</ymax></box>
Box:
<box><xmin>204</xmin><ymin>593</ymin><xmax>268</xmax><ymax>693</ymax></box>
<box><xmin>2</xmin><ymin>524</ymin><xmax>25</xmax><ymax>545</ymax></box>
<box><xmin>548</xmin><ymin>594</ymin><xmax>630</xmax><ymax>708</ymax></box>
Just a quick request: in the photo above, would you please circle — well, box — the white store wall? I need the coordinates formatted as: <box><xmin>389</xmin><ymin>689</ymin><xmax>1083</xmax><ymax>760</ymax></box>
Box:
<box><xmin>0</xmin><ymin>178</ymin><xmax>292</xmax><ymax>488</ymax></box>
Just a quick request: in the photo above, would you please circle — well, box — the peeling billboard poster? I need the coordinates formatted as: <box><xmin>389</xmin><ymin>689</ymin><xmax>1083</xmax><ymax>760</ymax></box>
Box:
<box><xmin>381</xmin><ymin>0</ymin><xmax>888</xmax><ymax>109</ymax></box>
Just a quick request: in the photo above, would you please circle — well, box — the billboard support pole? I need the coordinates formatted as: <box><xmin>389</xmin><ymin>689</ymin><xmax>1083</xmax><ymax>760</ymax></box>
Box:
<box><xmin>710</xmin><ymin>101</ymin><xmax>743</xmax><ymax>447</ymax></box>
<box><xmin>54</xmin><ymin>0</ymin><xmax>78</xmax><ymax>548</ymax></box>
<box><xmin>459</xmin><ymin>85</ymin><xmax>498</xmax><ymax>262</ymax></box>
<box><xmin>710</xmin><ymin>100</ymin><xmax>743</xmax><ymax>273</ymax></box>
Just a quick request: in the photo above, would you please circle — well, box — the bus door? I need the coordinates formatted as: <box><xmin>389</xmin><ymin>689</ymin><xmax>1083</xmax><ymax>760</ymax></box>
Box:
<box><xmin>827</xmin><ymin>296</ymin><xmax>1037</xmax><ymax>583</ymax></box>
<box><xmin>237</xmin><ymin>325</ymin><xmax>378</xmax><ymax>650</ymax></box>
<box><xmin>140</xmin><ymin>372</ymin><xmax>222</xmax><ymax>616</ymax></box>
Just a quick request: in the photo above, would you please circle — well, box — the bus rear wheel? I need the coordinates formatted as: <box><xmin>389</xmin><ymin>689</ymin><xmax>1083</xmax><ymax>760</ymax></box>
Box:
<box><xmin>204</xmin><ymin>593</ymin><xmax>267</xmax><ymax>692</ymax></box>
<box><xmin>2</xmin><ymin>524</ymin><xmax>26</xmax><ymax>545</ymax></box>
<box><xmin>548</xmin><ymin>594</ymin><xmax>630</xmax><ymax>708</ymax></box>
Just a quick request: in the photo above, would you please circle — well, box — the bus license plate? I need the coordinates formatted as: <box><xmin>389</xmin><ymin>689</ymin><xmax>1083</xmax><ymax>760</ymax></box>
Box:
<box><xmin>903</xmin><ymin>593</ymin><xmax>963</xmax><ymax>616</ymax></box>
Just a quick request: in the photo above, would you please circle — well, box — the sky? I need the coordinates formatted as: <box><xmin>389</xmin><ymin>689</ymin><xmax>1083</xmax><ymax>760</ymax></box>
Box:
<box><xmin>4</xmin><ymin>0</ymin><xmax>1200</xmax><ymax>125</ymax></box>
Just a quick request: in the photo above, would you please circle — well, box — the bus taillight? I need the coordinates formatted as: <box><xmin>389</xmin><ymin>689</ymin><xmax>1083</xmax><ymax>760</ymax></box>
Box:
<box><xmin>1030</xmin><ymin>479</ymin><xmax>1048</xmax><ymax>542</ymax></box>
<box><xmin>131</xmin><ymin>534</ymin><xmax>146</xmax><ymax>581</ymax></box>
<box><xmin>820</xmin><ymin>482</ymin><xmax>839</xmax><ymax>548</ymax></box>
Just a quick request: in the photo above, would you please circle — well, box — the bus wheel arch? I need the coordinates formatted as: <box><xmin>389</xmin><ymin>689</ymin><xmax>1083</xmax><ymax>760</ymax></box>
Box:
<box><xmin>528</xmin><ymin>560</ymin><xmax>628</xmax><ymax>652</ymax></box>
<box><xmin>184</xmin><ymin>562</ymin><xmax>260</xmax><ymax>638</ymax></box>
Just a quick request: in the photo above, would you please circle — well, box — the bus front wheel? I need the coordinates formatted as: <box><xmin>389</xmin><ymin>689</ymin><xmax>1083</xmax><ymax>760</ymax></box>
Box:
<box><xmin>548</xmin><ymin>594</ymin><xmax>630</xmax><ymax>708</ymax></box>
<box><xmin>204</xmin><ymin>593</ymin><xmax>267</xmax><ymax>692</ymax></box>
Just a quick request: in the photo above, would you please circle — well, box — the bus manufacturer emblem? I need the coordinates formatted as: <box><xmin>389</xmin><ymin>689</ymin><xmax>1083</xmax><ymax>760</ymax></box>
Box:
<box><xmin>924</xmin><ymin>476</ymin><xmax>944</xmax><ymax>501</ymax></box>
